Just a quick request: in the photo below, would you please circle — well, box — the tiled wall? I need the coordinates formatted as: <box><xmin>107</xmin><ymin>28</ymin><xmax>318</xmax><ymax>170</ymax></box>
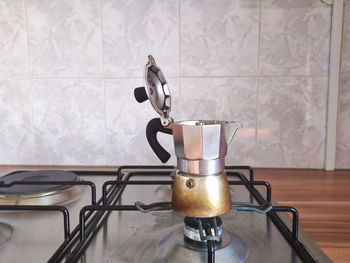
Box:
<box><xmin>336</xmin><ymin>0</ymin><xmax>350</xmax><ymax>168</ymax></box>
<box><xmin>0</xmin><ymin>0</ymin><xmax>337</xmax><ymax>168</ymax></box>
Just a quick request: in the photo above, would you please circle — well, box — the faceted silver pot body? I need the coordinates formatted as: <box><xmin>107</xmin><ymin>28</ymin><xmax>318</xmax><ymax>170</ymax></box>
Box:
<box><xmin>172</xmin><ymin>120</ymin><xmax>241</xmax><ymax>175</ymax></box>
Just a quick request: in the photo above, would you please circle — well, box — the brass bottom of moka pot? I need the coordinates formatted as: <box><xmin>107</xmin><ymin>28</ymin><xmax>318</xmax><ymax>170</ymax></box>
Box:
<box><xmin>171</xmin><ymin>171</ymin><xmax>232</xmax><ymax>218</ymax></box>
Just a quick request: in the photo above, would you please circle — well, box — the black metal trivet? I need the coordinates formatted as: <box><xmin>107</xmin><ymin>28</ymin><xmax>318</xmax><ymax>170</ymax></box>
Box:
<box><xmin>0</xmin><ymin>166</ymin><xmax>316</xmax><ymax>263</ymax></box>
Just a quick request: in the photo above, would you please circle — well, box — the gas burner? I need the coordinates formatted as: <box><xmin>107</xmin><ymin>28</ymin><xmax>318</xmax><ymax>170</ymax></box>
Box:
<box><xmin>156</xmin><ymin>223</ymin><xmax>249</xmax><ymax>263</ymax></box>
<box><xmin>0</xmin><ymin>170</ymin><xmax>77</xmax><ymax>194</ymax></box>
<box><xmin>0</xmin><ymin>170</ymin><xmax>85</xmax><ymax>206</ymax></box>
<box><xmin>0</xmin><ymin>222</ymin><xmax>13</xmax><ymax>248</ymax></box>
<box><xmin>184</xmin><ymin>216</ymin><xmax>222</xmax><ymax>242</ymax></box>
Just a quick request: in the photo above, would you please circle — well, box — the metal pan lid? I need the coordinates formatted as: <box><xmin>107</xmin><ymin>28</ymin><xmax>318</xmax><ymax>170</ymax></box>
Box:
<box><xmin>144</xmin><ymin>55</ymin><xmax>173</xmax><ymax>126</ymax></box>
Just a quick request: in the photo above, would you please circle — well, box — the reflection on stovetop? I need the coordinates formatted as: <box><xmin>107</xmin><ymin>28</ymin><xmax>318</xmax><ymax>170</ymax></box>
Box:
<box><xmin>0</xmin><ymin>170</ymin><xmax>87</xmax><ymax>207</ymax></box>
<box><xmin>0</xmin><ymin>166</ymin><xmax>332</xmax><ymax>263</ymax></box>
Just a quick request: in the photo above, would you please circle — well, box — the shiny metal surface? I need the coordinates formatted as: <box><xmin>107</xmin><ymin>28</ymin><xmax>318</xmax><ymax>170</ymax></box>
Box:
<box><xmin>0</xmin><ymin>170</ymin><xmax>78</xmax><ymax>195</ymax></box>
<box><xmin>183</xmin><ymin>223</ymin><xmax>223</xmax><ymax>242</ymax></box>
<box><xmin>78</xmin><ymin>174</ymin><xmax>324</xmax><ymax>262</ymax></box>
<box><xmin>144</xmin><ymin>55</ymin><xmax>173</xmax><ymax>126</ymax></box>
<box><xmin>156</xmin><ymin>228</ymin><xmax>249</xmax><ymax>263</ymax></box>
<box><xmin>173</xmin><ymin>120</ymin><xmax>241</xmax><ymax>163</ymax></box>
<box><xmin>177</xmin><ymin>158</ymin><xmax>224</xmax><ymax>175</ymax></box>
<box><xmin>0</xmin><ymin>169</ymin><xmax>333</xmax><ymax>263</ymax></box>
<box><xmin>0</xmin><ymin>182</ymin><xmax>86</xmax><ymax>206</ymax></box>
<box><xmin>172</xmin><ymin>171</ymin><xmax>232</xmax><ymax>217</ymax></box>
<box><xmin>173</xmin><ymin>120</ymin><xmax>241</xmax><ymax>175</ymax></box>
<box><xmin>0</xmin><ymin>222</ymin><xmax>13</xmax><ymax>248</ymax></box>
<box><xmin>0</xmin><ymin>172</ymin><xmax>99</xmax><ymax>263</ymax></box>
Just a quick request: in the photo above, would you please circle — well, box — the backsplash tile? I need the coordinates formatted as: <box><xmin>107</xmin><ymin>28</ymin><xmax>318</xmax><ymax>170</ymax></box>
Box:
<box><xmin>103</xmin><ymin>0</ymin><xmax>179</xmax><ymax>78</ymax></box>
<box><xmin>256</xmin><ymin>76</ymin><xmax>328</xmax><ymax>168</ymax></box>
<box><xmin>105</xmin><ymin>78</ymin><xmax>180</xmax><ymax>165</ymax></box>
<box><xmin>0</xmin><ymin>80</ymin><xmax>34</xmax><ymax>164</ymax></box>
<box><xmin>32</xmin><ymin>79</ymin><xmax>105</xmax><ymax>165</ymax></box>
<box><xmin>260</xmin><ymin>0</ymin><xmax>331</xmax><ymax>76</ymax></box>
<box><xmin>336</xmin><ymin>76</ymin><xmax>350</xmax><ymax>168</ymax></box>
<box><xmin>0</xmin><ymin>0</ymin><xmax>342</xmax><ymax>168</ymax></box>
<box><xmin>180</xmin><ymin>78</ymin><xmax>257</xmax><ymax>166</ymax></box>
<box><xmin>342</xmin><ymin>0</ymin><xmax>350</xmax><ymax>75</ymax></box>
<box><xmin>0</xmin><ymin>0</ymin><xmax>28</xmax><ymax>78</ymax></box>
<box><xmin>27</xmin><ymin>0</ymin><xmax>102</xmax><ymax>77</ymax></box>
<box><xmin>181</xmin><ymin>0</ymin><xmax>259</xmax><ymax>76</ymax></box>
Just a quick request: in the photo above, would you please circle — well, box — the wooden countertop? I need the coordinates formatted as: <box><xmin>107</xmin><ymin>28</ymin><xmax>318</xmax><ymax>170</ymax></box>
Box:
<box><xmin>0</xmin><ymin>166</ymin><xmax>349</xmax><ymax>263</ymax></box>
<box><xmin>254</xmin><ymin>169</ymin><xmax>350</xmax><ymax>263</ymax></box>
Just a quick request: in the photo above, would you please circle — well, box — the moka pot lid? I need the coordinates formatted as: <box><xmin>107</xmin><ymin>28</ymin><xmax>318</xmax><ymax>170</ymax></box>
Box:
<box><xmin>144</xmin><ymin>55</ymin><xmax>173</xmax><ymax>126</ymax></box>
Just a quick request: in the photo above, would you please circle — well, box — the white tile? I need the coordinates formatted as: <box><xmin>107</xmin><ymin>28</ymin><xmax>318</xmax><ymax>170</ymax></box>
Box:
<box><xmin>341</xmin><ymin>0</ymin><xmax>350</xmax><ymax>75</ymax></box>
<box><xmin>32</xmin><ymin>79</ymin><xmax>105</xmax><ymax>165</ymax></box>
<box><xmin>256</xmin><ymin>76</ymin><xmax>328</xmax><ymax>168</ymax></box>
<box><xmin>27</xmin><ymin>0</ymin><xmax>102</xmax><ymax>77</ymax></box>
<box><xmin>180</xmin><ymin>78</ymin><xmax>257</xmax><ymax>166</ymax></box>
<box><xmin>0</xmin><ymin>80</ymin><xmax>34</xmax><ymax>164</ymax></box>
<box><xmin>103</xmin><ymin>0</ymin><xmax>179</xmax><ymax>77</ymax></box>
<box><xmin>181</xmin><ymin>0</ymin><xmax>259</xmax><ymax>76</ymax></box>
<box><xmin>260</xmin><ymin>0</ymin><xmax>331</xmax><ymax>75</ymax></box>
<box><xmin>105</xmin><ymin>78</ymin><xmax>180</xmax><ymax>165</ymax></box>
<box><xmin>336</xmin><ymin>76</ymin><xmax>350</xmax><ymax>168</ymax></box>
<box><xmin>0</xmin><ymin>0</ymin><xmax>28</xmax><ymax>78</ymax></box>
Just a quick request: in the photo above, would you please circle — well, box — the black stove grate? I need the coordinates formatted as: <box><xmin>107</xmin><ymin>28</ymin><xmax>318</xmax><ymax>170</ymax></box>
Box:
<box><xmin>0</xmin><ymin>166</ymin><xmax>316</xmax><ymax>263</ymax></box>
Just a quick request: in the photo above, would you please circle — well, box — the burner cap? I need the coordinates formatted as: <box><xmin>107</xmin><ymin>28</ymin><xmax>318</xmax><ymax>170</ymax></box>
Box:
<box><xmin>184</xmin><ymin>216</ymin><xmax>223</xmax><ymax>229</ymax></box>
<box><xmin>184</xmin><ymin>217</ymin><xmax>223</xmax><ymax>242</ymax></box>
<box><xmin>0</xmin><ymin>170</ymin><xmax>77</xmax><ymax>195</ymax></box>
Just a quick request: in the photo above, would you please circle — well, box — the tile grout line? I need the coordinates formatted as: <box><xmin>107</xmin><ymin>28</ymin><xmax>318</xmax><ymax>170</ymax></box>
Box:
<box><xmin>23</xmin><ymin>0</ymin><xmax>32</xmax><ymax>76</ymax></box>
<box><xmin>100</xmin><ymin>0</ymin><xmax>108</xmax><ymax>166</ymax></box>
<box><xmin>23</xmin><ymin>0</ymin><xmax>37</xmax><ymax>164</ymax></box>
<box><xmin>176</xmin><ymin>74</ymin><xmax>329</xmax><ymax>78</ymax></box>
<box><xmin>0</xmin><ymin>74</ymin><xmax>330</xmax><ymax>81</ymax></box>
<box><xmin>178</xmin><ymin>0</ymin><xmax>182</xmax><ymax>120</ymax></box>
<box><xmin>254</xmin><ymin>0</ymin><xmax>262</xmax><ymax>167</ymax></box>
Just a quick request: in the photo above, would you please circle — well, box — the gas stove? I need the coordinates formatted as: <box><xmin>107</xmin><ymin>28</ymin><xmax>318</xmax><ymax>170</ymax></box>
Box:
<box><xmin>0</xmin><ymin>166</ymin><xmax>332</xmax><ymax>262</ymax></box>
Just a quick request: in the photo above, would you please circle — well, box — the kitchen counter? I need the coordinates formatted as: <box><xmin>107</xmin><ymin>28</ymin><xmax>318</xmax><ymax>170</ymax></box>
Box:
<box><xmin>0</xmin><ymin>166</ymin><xmax>349</xmax><ymax>263</ymax></box>
<box><xmin>255</xmin><ymin>169</ymin><xmax>350</xmax><ymax>263</ymax></box>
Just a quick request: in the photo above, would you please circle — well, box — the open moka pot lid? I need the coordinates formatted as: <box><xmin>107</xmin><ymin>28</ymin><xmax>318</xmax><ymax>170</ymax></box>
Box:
<box><xmin>134</xmin><ymin>55</ymin><xmax>173</xmax><ymax>126</ymax></box>
<box><xmin>134</xmin><ymin>55</ymin><xmax>242</xmax><ymax>165</ymax></box>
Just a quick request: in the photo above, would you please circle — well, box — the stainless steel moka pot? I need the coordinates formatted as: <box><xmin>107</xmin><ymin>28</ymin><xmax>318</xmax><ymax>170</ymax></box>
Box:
<box><xmin>134</xmin><ymin>55</ymin><xmax>242</xmax><ymax>218</ymax></box>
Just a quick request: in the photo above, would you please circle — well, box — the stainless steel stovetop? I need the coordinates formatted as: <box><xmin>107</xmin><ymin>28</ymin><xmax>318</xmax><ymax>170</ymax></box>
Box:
<box><xmin>0</xmin><ymin>166</ymin><xmax>332</xmax><ymax>262</ymax></box>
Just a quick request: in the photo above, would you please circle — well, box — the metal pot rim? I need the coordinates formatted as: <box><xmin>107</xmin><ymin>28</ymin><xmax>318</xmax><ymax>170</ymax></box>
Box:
<box><xmin>173</xmin><ymin>120</ymin><xmax>230</xmax><ymax>126</ymax></box>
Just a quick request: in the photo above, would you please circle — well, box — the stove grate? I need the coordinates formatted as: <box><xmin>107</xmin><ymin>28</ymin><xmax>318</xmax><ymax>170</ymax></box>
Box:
<box><xmin>0</xmin><ymin>166</ymin><xmax>316</xmax><ymax>263</ymax></box>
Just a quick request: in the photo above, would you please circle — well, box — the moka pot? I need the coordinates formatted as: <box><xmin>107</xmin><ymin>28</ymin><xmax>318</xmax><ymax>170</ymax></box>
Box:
<box><xmin>134</xmin><ymin>55</ymin><xmax>242</xmax><ymax>217</ymax></box>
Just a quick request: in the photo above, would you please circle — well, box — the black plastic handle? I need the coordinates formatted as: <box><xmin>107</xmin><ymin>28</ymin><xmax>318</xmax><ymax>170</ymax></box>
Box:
<box><xmin>146</xmin><ymin>118</ymin><xmax>172</xmax><ymax>163</ymax></box>
<box><xmin>134</xmin><ymin>87</ymin><xmax>148</xmax><ymax>103</ymax></box>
